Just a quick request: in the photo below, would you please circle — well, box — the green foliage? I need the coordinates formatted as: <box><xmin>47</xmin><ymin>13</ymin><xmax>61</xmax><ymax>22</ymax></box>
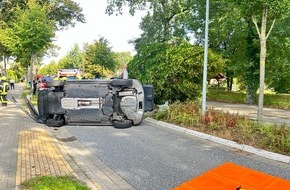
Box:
<box><xmin>230</xmin><ymin>0</ymin><xmax>290</xmax><ymax>19</ymax></box>
<box><xmin>263</xmin><ymin>93</ymin><xmax>290</xmax><ymax>109</ymax></box>
<box><xmin>113</xmin><ymin>51</ymin><xmax>133</xmax><ymax>71</ymax></box>
<box><xmin>0</xmin><ymin>0</ymin><xmax>55</xmax><ymax>67</ymax></box>
<box><xmin>207</xmin><ymin>88</ymin><xmax>246</xmax><ymax>104</ymax></box>
<box><xmin>153</xmin><ymin>101</ymin><xmax>201</xmax><ymax>127</ymax></box>
<box><xmin>152</xmin><ymin>101</ymin><xmax>290</xmax><ymax>155</ymax></box>
<box><xmin>0</xmin><ymin>0</ymin><xmax>85</xmax><ymax>30</ymax></box>
<box><xmin>20</xmin><ymin>175</ymin><xmax>89</xmax><ymax>190</ymax></box>
<box><xmin>256</xmin><ymin>124</ymin><xmax>290</xmax><ymax>153</ymax></box>
<box><xmin>106</xmin><ymin>0</ymin><xmax>290</xmax><ymax>100</ymax></box>
<box><xmin>58</xmin><ymin>44</ymin><xmax>84</xmax><ymax>70</ymax></box>
<box><xmin>207</xmin><ymin>87</ymin><xmax>290</xmax><ymax>109</ymax></box>
<box><xmin>45</xmin><ymin>0</ymin><xmax>85</xmax><ymax>30</ymax></box>
<box><xmin>0</xmin><ymin>0</ymin><xmax>85</xmax><ymax>71</ymax></box>
<box><xmin>128</xmin><ymin>40</ymin><xmax>225</xmax><ymax>104</ymax></box>
<box><xmin>39</xmin><ymin>44</ymin><xmax>133</xmax><ymax>79</ymax></box>
<box><xmin>7</xmin><ymin>62</ymin><xmax>25</xmax><ymax>82</ymax></box>
<box><xmin>38</xmin><ymin>60</ymin><xmax>59</xmax><ymax>76</ymax></box>
<box><xmin>84</xmin><ymin>38</ymin><xmax>116</xmax><ymax>78</ymax></box>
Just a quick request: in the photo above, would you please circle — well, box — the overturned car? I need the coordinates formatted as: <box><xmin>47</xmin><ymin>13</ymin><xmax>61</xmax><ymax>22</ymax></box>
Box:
<box><xmin>25</xmin><ymin>79</ymin><xmax>154</xmax><ymax>128</ymax></box>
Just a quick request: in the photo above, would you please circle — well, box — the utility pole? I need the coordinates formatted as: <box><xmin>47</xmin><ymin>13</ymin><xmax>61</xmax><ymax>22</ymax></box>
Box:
<box><xmin>202</xmin><ymin>0</ymin><xmax>210</xmax><ymax>116</ymax></box>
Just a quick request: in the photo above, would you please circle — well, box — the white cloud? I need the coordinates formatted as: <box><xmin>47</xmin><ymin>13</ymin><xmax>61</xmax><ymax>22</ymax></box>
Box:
<box><xmin>43</xmin><ymin>0</ymin><xmax>145</xmax><ymax>64</ymax></box>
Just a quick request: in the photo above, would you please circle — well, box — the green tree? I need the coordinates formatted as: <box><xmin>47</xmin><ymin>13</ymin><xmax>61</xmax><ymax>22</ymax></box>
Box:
<box><xmin>187</xmin><ymin>1</ymin><xmax>260</xmax><ymax>103</ymax></box>
<box><xmin>84</xmin><ymin>38</ymin><xmax>116</xmax><ymax>78</ymax></box>
<box><xmin>38</xmin><ymin>60</ymin><xmax>59</xmax><ymax>76</ymax></box>
<box><xmin>0</xmin><ymin>0</ymin><xmax>85</xmax><ymax>75</ymax></box>
<box><xmin>0</xmin><ymin>0</ymin><xmax>55</xmax><ymax>87</ymax></box>
<box><xmin>0</xmin><ymin>0</ymin><xmax>85</xmax><ymax>30</ymax></box>
<box><xmin>7</xmin><ymin>62</ymin><xmax>26</xmax><ymax>82</ymax></box>
<box><xmin>107</xmin><ymin>0</ymin><xmax>197</xmax><ymax>47</ymax></box>
<box><xmin>113</xmin><ymin>51</ymin><xmax>133</xmax><ymax>75</ymax></box>
<box><xmin>57</xmin><ymin>44</ymin><xmax>83</xmax><ymax>70</ymax></box>
<box><xmin>230</xmin><ymin>0</ymin><xmax>290</xmax><ymax>118</ymax></box>
<box><xmin>265</xmin><ymin>12</ymin><xmax>290</xmax><ymax>94</ymax></box>
<box><xmin>128</xmin><ymin>40</ymin><xmax>225</xmax><ymax>104</ymax></box>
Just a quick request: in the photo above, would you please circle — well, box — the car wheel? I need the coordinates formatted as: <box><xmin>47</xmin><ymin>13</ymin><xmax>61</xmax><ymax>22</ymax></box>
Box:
<box><xmin>46</xmin><ymin>118</ymin><xmax>65</xmax><ymax>127</ymax></box>
<box><xmin>37</xmin><ymin>91</ymin><xmax>49</xmax><ymax>121</ymax></box>
<box><xmin>111</xmin><ymin>79</ymin><xmax>132</xmax><ymax>87</ymax></box>
<box><xmin>46</xmin><ymin>80</ymin><xmax>65</xmax><ymax>88</ymax></box>
<box><xmin>113</xmin><ymin>120</ymin><xmax>133</xmax><ymax>129</ymax></box>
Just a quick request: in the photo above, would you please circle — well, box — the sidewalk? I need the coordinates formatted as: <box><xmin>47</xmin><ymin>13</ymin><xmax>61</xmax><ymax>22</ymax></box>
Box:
<box><xmin>0</xmin><ymin>83</ymin><xmax>79</xmax><ymax>190</ymax></box>
<box><xmin>0</xmin><ymin>82</ymin><xmax>134</xmax><ymax>190</ymax></box>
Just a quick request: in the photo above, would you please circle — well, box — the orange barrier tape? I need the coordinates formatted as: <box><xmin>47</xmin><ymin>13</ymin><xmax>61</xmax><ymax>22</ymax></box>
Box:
<box><xmin>173</xmin><ymin>162</ymin><xmax>290</xmax><ymax>190</ymax></box>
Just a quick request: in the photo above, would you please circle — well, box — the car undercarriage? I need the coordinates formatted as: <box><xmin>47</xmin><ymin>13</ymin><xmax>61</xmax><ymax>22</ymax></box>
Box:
<box><xmin>14</xmin><ymin>79</ymin><xmax>154</xmax><ymax>129</ymax></box>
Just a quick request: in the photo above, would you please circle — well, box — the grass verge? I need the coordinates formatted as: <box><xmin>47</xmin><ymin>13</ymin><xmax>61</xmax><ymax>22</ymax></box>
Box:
<box><xmin>19</xmin><ymin>175</ymin><xmax>90</xmax><ymax>190</ymax></box>
<box><xmin>207</xmin><ymin>87</ymin><xmax>290</xmax><ymax>109</ymax></box>
<box><xmin>21</xmin><ymin>87</ymin><xmax>38</xmax><ymax>105</ymax></box>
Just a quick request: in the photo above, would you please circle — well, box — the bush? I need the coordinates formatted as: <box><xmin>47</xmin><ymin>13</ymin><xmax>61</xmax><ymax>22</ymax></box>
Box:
<box><xmin>152</xmin><ymin>101</ymin><xmax>290</xmax><ymax>156</ymax></box>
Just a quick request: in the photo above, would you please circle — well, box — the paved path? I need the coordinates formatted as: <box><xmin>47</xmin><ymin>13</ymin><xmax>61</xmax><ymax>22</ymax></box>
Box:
<box><xmin>0</xmin><ymin>83</ymin><xmax>87</xmax><ymax>189</ymax></box>
<box><xmin>207</xmin><ymin>101</ymin><xmax>290</xmax><ymax>125</ymax></box>
<box><xmin>16</xmin><ymin>129</ymin><xmax>74</xmax><ymax>185</ymax></box>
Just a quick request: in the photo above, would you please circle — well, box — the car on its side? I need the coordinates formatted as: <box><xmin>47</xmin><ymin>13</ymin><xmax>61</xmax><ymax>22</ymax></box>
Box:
<box><xmin>33</xmin><ymin>78</ymin><xmax>154</xmax><ymax>129</ymax></box>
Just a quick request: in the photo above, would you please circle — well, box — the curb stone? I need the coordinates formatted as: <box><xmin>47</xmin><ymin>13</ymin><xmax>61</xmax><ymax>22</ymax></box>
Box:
<box><xmin>144</xmin><ymin>117</ymin><xmax>290</xmax><ymax>164</ymax></box>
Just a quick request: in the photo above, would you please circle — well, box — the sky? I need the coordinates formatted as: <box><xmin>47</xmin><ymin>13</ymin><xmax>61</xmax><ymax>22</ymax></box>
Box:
<box><xmin>43</xmin><ymin>0</ymin><xmax>145</xmax><ymax>64</ymax></box>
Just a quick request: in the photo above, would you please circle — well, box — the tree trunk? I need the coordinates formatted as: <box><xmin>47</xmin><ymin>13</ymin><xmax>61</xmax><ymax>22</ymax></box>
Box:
<box><xmin>3</xmin><ymin>55</ymin><xmax>7</xmax><ymax>77</ymax></box>
<box><xmin>257</xmin><ymin>7</ymin><xmax>267</xmax><ymax>119</ymax></box>
<box><xmin>30</xmin><ymin>53</ymin><xmax>37</xmax><ymax>93</ymax></box>
<box><xmin>226</xmin><ymin>71</ymin><xmax>233</xmax><ymax>91</ymax></box>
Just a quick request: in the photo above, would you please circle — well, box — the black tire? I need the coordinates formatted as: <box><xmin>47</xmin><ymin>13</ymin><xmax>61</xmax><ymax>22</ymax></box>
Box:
<box><xmin>111</xmin><ymin>79</ymin><xmax>132</xmax><ymax>87</ymax></box>
<box><xmin>46</xmin><ymin>118</ymin><xmax>65</xmax><ymax>127</ymax></box>
<box><xmin>37</xmin><ymin>91</ymin><xmax>50</xmax><ymax>121</ymax></box>
<box><xmin>46</xmin><ymin>80</ymin><xmax>65</xmax><ymax>88</ymax></box>
<box><xmin>113</xmin><ymin>120</ymin><xmax>133</xmax><ymax>129</ymax></box>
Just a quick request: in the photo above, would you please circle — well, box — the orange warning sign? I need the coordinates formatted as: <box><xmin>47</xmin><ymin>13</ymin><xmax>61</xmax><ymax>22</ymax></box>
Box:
<box><xmin>173</xmin><ymin>162</ymin><xmax>290</xmax><ymax>190</ymax></box>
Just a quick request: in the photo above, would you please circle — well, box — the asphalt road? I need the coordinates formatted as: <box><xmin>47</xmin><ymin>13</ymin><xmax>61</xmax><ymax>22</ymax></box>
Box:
<box><xmin>66</xmin><ymin>123</ymin><xmax>290</xmax><ymax>190</ymax></box>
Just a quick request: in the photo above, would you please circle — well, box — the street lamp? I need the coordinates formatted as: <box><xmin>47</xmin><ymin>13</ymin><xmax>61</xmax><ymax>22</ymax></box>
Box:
<box><xmin>202</xmin><ymin>0</ymin><xmax>210</xmax><ymax>116</ymax></box>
